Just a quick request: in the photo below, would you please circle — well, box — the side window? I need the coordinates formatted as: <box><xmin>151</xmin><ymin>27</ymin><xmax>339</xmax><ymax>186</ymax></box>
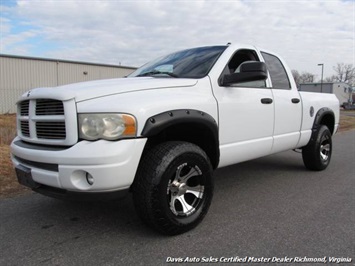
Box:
<box><xmin>221</xmin><ymin>49</ymin><xmax>266</xmax><ymax>88</ymax></box>
<box><xmin>261</xmin><ymin>52</ymin><xmax>291</xmax><ymax>90</ymax></box>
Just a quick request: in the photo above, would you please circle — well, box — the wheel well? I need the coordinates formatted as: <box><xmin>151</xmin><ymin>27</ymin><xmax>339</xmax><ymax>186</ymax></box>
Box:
<box><xmin>319</xmin><ymin>113</ymin><xmax>335</xmax><ymax>134</ymax></box>
<box><xmin>141</xmin><ymin>110</ymin><xmax>220</xmax><ymax>169</ymax></box>
<box><xmin>303</xmin><ymin>108</ymin><xmax>336</xmax><ymax>147</ymax></box>
<box><xmin>144</xmin><ymin>122</ymin><xmax>219</xmax><ymax>169</ymax></box>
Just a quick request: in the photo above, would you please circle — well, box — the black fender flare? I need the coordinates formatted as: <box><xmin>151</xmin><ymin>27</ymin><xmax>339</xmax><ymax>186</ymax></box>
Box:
<box><xmin>310</xmin><ymin>107</ymin><xmax>335</xmax><ymax>142</ymax></box>
<box><xmin>141</xmin><ymin>109</ymin><xmax>219</xmax><ymax>168</ymax></box>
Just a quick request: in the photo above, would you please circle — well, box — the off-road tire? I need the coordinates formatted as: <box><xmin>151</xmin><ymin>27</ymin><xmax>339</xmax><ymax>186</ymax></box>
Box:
<box><xmin>302</xmin><ymin>125</ymin><xmax>332</xmax><ymax>171</ymax></box>
<box><xmin>132</xmin><ymin>141</ymin><xmax>214</xmax><ymax>235</ymax></box>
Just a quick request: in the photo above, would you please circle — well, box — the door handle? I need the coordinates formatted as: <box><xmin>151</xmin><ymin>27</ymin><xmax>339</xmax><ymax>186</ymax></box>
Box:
<box><xmin>261</xmin><ymin>98</ymin><xmax>273</xmax><ymax>104</ymax></box>
<box><xmin>292</xmin><ymin>98</ymin><xmax>300</xmax><ymax>104</ymax></box>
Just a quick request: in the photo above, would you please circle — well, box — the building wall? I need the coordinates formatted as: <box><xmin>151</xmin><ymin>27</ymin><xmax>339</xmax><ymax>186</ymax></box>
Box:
<box><xmin>332</xmin><ymin>83</ymin><xmax>352</xmax><ymax>104</ymax></box>
<box><xmin>299</xmin><ymin>83</ymin><xmax>333</xmax><ymax>93</ymax></box>
<box><xmin>299</xmin><ymin>82</ymin><xmax>353</xmax><ymax>106</ymax></box>
<box><xmin>0</xmin><ymin>55</ymin><xmax>136</xmax><ymax>113</ymax></box>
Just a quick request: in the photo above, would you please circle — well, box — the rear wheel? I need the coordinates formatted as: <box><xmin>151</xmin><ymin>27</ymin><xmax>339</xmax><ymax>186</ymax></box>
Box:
<box><xmin>302</xmin><ymin>125</ymin><xmax>332</xmax><ymax>171</ymax></box>
<box><xmin>132</xmin><ymin>141</ymin><xmax>213</xmax><ymax>235</ymax></box>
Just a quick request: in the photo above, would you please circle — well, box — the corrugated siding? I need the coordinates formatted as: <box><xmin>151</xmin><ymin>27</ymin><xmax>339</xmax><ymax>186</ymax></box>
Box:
<box><xmin>56</xmin><ymin>62</ymin><xmax>133</xmax><ymax>85</ymax></box>
<box><xmin>1</xmin><ymin>57</ymin><xmax>57</xmax><ymax>113</ymax></box>
<box><xmin>0</xmin><ymin>55</ymin><xmax>135</xmax><ymax>113</ymax></box>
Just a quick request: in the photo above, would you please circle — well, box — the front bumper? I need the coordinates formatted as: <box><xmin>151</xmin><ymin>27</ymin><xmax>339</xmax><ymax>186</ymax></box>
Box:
<box><xmin>11</xmin><ymin>137</ymin><xmax>147</xmax><ymax>193</ymax></box>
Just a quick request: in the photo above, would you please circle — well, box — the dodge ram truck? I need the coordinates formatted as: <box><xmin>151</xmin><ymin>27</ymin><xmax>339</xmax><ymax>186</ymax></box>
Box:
<box><xmin>11</xmin><ymin>43</ymin><xmax>340</xmax><ymax>235</ymax></box>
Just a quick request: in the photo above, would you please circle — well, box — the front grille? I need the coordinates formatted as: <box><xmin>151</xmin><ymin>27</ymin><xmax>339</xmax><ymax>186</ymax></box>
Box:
<box><xmin>20</xmin><ymin>121</ymin><xmax>30</xmax><ymax>137</ymax></box>
<box><xmin>17</xmin><ymin>98</ymin><xmax>76</xmax><ymax>145</ymax></box>
<box><xmin>36</xmin><ymin>122</ymin><xmax>66</xmax><ymax>139</ymax></box>
<box><xmin>20</xmin><ymin>100</ymin><xmax>29</xmax><ymax>116</ymax></box>
<box><xmin>36</xmin><ymin>99</ymin><xmax>64</xmax><ymax>115</ymax></box>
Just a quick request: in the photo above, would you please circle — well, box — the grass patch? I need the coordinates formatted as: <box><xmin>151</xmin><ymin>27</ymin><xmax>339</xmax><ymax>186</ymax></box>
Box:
<box><xmin>0</xmin><ymin>111</ymin><xmax>354</xmax><ymax>199</ymax></box>
<box><xmin>0</xmin><ymin>114</ymin><xmax>16</xmax><ymax>145</ymax></box>
<box><xmin>339</xmin><ymin>110</ymin><xmax>355</xmax><ymax>132</ymax></box>
<box><xmin>0</xmin><ymin>114</ymin><xmax>31</xmax><ymax>198</ymax></box>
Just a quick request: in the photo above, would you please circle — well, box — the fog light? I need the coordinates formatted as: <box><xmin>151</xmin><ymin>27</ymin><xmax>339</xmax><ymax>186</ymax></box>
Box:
<box><xmin>86</xmin><ymin>173</ymin><xmax>94</xmax><ymax>185</ymax></box>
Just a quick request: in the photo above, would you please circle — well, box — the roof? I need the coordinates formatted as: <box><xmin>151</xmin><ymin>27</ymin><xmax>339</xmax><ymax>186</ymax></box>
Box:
<box><xmin>300</xmin><ymin>82</ymin><xmax>349</xmax><ymax>86</ymax></box>
<box><xmin>0</xmin><ymin>54</ymin><xmax>137</xmax><ymax>70</ymax></box>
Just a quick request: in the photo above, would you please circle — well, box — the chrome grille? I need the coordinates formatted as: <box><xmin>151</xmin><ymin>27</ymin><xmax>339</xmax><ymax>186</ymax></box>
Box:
<box><xmin>36</xmin><ymin>122</ymin><xmax>66</xmax><ymax>139</ymax></box>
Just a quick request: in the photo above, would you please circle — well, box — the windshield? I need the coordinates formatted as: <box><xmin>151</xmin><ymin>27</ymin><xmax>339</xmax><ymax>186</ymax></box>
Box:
<box><xmin>128</xmin><ymin>46</ymin><xmax>227</xmax><ymax>79</ymax></box>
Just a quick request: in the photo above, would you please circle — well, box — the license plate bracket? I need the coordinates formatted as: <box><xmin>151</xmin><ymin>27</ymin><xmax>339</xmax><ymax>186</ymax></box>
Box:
<box><xmin>15</xmin><ymin>165</ymin><xmax>39</xmax><ymax>189</ymax></box>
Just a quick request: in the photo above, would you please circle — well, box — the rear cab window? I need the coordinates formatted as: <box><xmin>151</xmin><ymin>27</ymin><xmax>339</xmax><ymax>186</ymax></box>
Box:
<box><xmin>261</xmin><ymin>52</ymin><xmax>291</xmax><ymax>90</ymax></box>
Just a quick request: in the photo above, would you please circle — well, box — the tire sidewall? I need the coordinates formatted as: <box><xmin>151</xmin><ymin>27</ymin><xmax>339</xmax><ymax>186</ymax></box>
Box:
<box><xmin>157</xmin><ymin>152</ymin><xmax>213</xmax><ymax>225</ymax></box>
<box><xmin>149</xmin><ymin>143</ymin><xmax>213</xmax><ymax>230</ymax></box>
<box><xmin>303</xmin><ymin>125</ymin><xmax>332</xmax><ymax>171</ymax></box>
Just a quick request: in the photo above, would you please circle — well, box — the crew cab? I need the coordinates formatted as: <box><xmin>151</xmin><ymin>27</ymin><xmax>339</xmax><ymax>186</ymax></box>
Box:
<box><xmin>11</xmin><ymin>43</ymin><xmax>339</xmax><ymax>235</ymax></box>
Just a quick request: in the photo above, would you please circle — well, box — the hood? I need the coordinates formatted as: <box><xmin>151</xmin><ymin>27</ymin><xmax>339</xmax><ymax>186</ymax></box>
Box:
<box><xmin>20</xmin><ymin>77</ymin><xmax>198</xmax><ymax>102</ymax></box>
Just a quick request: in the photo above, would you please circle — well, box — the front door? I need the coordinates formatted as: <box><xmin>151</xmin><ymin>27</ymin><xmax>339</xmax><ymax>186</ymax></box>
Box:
<box><xmin>212</xmin><ymin>49</ymin><xmax>275</xmax><ymax>168</ymax></box>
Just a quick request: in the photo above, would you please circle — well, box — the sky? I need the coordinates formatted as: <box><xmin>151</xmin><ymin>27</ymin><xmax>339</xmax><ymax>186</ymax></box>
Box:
<box><xmin>0</xmin><ymin>0</ymin><xmax>354</xmax><ymax>79</ymax></box>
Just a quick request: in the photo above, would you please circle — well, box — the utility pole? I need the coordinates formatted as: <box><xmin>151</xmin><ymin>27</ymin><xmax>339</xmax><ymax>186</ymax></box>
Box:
<box><xmin>318</xmin><ymin>63</ymin><xmax>324</xmax><ymax>93</ymax></box>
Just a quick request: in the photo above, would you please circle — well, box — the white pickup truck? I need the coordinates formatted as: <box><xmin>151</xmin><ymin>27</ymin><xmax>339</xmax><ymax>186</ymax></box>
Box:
<box><xmin>11</xmin><ymin>44</ymin><xmax>339</xmax><ymax>235</ymax></box>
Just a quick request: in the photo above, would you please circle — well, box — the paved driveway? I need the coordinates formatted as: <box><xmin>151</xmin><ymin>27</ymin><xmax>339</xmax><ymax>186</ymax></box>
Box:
<box><xmin>0</xmin><ymin>130</ymin><xmax>354</xmax><ymax>265</ymax></box>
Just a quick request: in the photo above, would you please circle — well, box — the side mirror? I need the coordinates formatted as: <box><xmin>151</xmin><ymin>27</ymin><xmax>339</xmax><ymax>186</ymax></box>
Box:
<box><xmin>222</xmin><ymin>62</ymin><xmax>268</xmax><ymax>86</ymax></box>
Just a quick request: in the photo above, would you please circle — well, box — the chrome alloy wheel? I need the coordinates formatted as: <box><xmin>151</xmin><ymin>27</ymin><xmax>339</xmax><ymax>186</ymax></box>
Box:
<box><xmin>320</xmin><ymin>134</ymin><xmax>331</xmax><ymax>161</ymax></box>
<box><xmin>167</xmin><ymin>163</ymin><xmax>205</xmax><ymax>217</ymax></box>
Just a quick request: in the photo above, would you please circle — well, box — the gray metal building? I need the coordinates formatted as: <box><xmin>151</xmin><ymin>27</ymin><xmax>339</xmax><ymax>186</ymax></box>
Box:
<box><xmin>299</xmin><ymin>82</ymin><xmax>353</xmax><ymax>105</ymax></box>
<box><xmin>0</xmin><ymin>54</ymin><xmax>136</xmax><ymax>113</ymax></box>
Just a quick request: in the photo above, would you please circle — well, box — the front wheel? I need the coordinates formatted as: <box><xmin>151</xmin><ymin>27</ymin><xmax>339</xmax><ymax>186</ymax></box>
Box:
<box><xmin>302</xmin><ymin>125</ymin><xmax>332</xmax><ymax>171</ymax></box>
<box><xmin>132</xmin><ymin>141</ymin><xmax>214</xmax><ymax>235</ymax></box>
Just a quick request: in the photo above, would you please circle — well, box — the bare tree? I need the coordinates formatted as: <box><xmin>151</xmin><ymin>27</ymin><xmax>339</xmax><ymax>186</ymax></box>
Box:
<box><xmin>301</xmin><ymin>72</ymin><xmax>315</xmax><ymax>83</ymax></box>
<box><xmin>333</xmin><ymin>63</ymin><xmax>355</xmax><ymax>85</ymax></box>
<box><xmin>292</xmin><ymin>70</ymin><xmax>315</xmax><ymax>87</ymax></box>
<box><xmin>292</xmin><ymin>70</ymin><xmax>301</xmax><ymax>87</ymax></box>
<box><xmin>324</xmin><ymin>75</ymin><xmax>337</xmax><ymax>83</ymax></box>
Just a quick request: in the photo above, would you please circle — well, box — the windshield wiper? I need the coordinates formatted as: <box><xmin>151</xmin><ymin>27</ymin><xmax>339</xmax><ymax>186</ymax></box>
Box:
<box><xmin>137</xmin><ymin>71</ymin><xmax>179</xmax><ymax>78</ymax></box>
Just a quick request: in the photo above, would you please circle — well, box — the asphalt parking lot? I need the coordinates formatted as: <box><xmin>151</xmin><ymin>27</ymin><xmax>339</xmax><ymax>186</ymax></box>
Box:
<box><xmin>0</xmin><ymin>130</ymin><xmax>354</xmax><ymax>265</ymax></box>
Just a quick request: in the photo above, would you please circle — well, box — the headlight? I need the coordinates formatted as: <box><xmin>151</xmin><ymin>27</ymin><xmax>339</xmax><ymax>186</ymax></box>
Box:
<box><xmin>78</xmin><ymin>113</ymin><xmax>136</xmax><ymax>140</ymax></box>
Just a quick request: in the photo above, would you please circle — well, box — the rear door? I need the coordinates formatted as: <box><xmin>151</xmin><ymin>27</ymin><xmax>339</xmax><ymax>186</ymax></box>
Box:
<box><xmin>261</xmin><ymin>52</ymin><xmax>302</xmax><ymax>153</ymax></box>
